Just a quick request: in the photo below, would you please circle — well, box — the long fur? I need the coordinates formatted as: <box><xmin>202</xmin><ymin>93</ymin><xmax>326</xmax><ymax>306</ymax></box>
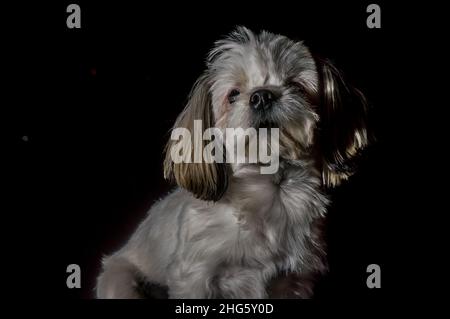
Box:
<box><xmin>96</xmin><ymin>27</ymin><xmax>369</xmax><ymax>299</ymax></box>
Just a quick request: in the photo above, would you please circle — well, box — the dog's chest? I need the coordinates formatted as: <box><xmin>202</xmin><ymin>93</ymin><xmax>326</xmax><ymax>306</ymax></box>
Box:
<box><xmin>185</xmin><ymin>196</ymin><xmax>289</xmax><ymax>264</ymax></box>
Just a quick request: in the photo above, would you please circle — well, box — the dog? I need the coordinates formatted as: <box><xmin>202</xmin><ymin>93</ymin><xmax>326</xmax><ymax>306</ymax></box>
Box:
<box><xmin>96</xmin><ymin>27</ymin><xmax>370</xmax><ymax>299</ymax></box>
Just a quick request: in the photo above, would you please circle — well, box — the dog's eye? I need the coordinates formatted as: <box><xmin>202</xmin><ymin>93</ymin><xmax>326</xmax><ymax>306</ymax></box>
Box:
<box><xmin>288</xmin><ymin>81</ymin><xmax>307</xmax><ymax>95</ymax></box>
<box><xmin>227</xmin><ymin>89</ymin><xmax>240</xmax><ymax>104</ymax></box>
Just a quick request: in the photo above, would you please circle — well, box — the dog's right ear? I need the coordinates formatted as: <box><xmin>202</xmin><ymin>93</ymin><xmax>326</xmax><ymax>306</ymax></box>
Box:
<box><xmin>163</xmin><ymin>73</ymin><xmax>228</xmax><ymax>201</ymax></box>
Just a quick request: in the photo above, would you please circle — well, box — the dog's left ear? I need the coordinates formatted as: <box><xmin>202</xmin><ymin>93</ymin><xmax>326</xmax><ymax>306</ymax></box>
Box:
<box><xmin>315</xmin><ymin>58</ymin><xmax>372</xmax><ymax>187</ymax></box>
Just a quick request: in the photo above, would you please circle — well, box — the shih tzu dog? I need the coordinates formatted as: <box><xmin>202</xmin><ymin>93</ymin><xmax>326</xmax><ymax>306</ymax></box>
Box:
<box><xmin>96</xmin><ymin>27</ymin><xmax>370</xmax><ymax>299</ymax></box>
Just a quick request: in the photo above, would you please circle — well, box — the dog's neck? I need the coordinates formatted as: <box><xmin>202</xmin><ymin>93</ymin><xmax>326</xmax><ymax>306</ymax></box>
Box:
<box><xmin>222</xmin><ymin>159</ymin><xmax>324</xmax><ymax>217</ymax></box>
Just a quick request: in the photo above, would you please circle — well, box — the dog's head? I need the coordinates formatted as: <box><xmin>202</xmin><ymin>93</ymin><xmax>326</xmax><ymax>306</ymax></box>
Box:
<box><xmin>164</xmin><ymin>27</ymin><xmax>370</xmax><ymax>201</ymax></box>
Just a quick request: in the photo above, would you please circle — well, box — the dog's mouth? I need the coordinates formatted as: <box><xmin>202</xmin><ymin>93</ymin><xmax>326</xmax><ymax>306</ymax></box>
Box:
<box><xmin>255</xmin><ymin>120</ymin><xmax>277</xmax><ymax>130</ymax></box>
<box><xmin>250</xmin><ymin>102</ymin><xmax>288</xmax><ymax>129</ymax></box>
<box><xmin>251</xmin><ymin>109</ymin><xmax>280</xmax><ymax>129</ymax></box>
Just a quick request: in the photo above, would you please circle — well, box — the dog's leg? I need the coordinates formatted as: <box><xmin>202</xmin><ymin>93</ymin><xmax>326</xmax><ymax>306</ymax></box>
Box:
<box><xmin>167</xmin><ymin>264</ymin><xmax>212</xmax><ymax>298</ymax></box>
<box><xmin>96</xmin><ymin>255</ymin><xmax>142</xmax><ymax>299</ymax></box>
<box><xmin>169</xmin><ymin>262</ymin><xmax>267</xmax><ymax>298</ymax></box>
<box><xmin>214</xmin><ymin>266</ymin><xmax>267</xmax><ymax>299</ymax></box>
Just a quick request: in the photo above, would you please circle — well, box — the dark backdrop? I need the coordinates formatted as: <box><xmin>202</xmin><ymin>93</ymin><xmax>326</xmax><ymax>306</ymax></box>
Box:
<box><xmin>7</xmin><ymin>1</ymin><xmax>431</xmax><ymax>299</ymax></box>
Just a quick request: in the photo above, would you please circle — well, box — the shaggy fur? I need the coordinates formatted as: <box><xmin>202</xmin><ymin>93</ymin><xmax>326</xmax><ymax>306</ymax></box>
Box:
<box><xmin>96</xmin><ymin>27</ymin><xmax>369</xmax><ymax>299</ymax></box>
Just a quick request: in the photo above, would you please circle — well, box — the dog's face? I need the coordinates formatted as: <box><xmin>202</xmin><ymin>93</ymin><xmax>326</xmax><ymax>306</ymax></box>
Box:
<box><xmin>208</xmin><ymin>28</ymin><xmax>320</xmax><ymax>160</ymax></box>
<box><xmin>164</xmin><ymin>27</ymin><xmax>370</xmax><ymax>201</ymax></box>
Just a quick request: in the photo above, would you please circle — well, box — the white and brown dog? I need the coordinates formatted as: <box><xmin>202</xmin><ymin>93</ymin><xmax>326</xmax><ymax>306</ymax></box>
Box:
<box><xmin>96</xmin><ymin>27</ymin><xmax>370</xmax><ymax>299</ymax></box>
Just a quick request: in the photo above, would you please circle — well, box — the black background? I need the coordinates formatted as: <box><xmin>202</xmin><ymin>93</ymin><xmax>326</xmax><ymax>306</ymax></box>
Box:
<box><xmin>6</xmin><ymin>1</ymin><xmax>437</xmax><ymax>300</ymax></box>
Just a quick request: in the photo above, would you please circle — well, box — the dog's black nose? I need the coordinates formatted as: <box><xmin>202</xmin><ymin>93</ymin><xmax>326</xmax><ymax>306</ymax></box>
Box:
<box><xmin>249</xmin><ymin>89</ymin><xmax>276</xmax><ymax>111</ymax></box>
